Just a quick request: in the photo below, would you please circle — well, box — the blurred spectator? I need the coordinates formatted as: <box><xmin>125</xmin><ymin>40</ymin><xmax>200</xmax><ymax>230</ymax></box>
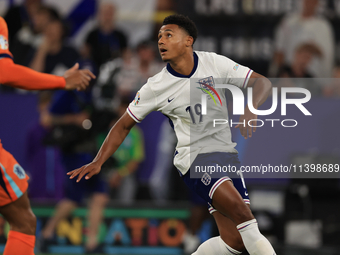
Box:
<box><xmin>323</xmin><ymin>66</ymin><xmax>340</xmax><ymax>97</ymax></box>
<box><xmin>91</xmin><ymin>55</ymin><xmax>123</xmax><ymax>112</ymax></box>
<box><xmin>11</xmin><ymin>5</ymin><xmax>60</xmax><ymax>66</ymax></box>
<box><xmin>92</xmin><ymin>40</ymin><xmax>164</xmax><ymax>111</ymax></box>
<box><xmin>36</xmin><ymin>51</ymin><xmax>103</xmax><ymax>252</ymax></box>
<box><xmin>84</xmin><ymin>1</ymin><xmax>127</xmax><ymax>70</ymax></box>
<box><xmin>153</xmin><ymin>0</ymin><xmax>176</xmax><ymax>41</ymax></box>
<box><xmin>40</xmin><ymin>88</ymin><xmax>109</xmax><ymax>253</ymax></box>
<box><xmin>183</xmin><ymin>203</ymin><xmax>211</xmax><ymax>254</ymax></box>
<box><xmin>277</xmin><ymin>43</ymin><xmax>323</xmax><ymax>95</ymax></box>
<box><xmin>116</xmin><ymin>41</ymin><xmax>163</xmax><ymax>97</ymax></box>
<box><xmin>271</xmin><ymin>0</ymin><xmax>335</xmax><ymax>78</ymax></box>
<box><xmin>4</xmin><ymin>0</ymin><xmax>41</xmax><ymax>45</ymax></box>
<box><xmin>148</xmin><ymin>119</ymin><xmax>211</xmax><ymax>254</ymax></box>
<box><xmin>279</xmin><ymin>43</ymin><xmax>321</xmax><ymax>78</ymax></box>
<box><xmin>28</xmin><ymin>19</ymin><xmax>79</xmax><ymax>75</ymax></box>
<box><xmin>78</xmin><ymin>42</ymin><xmax>98</xmax><ymax>78</ymax></box>
<box><xmin>149</xmin><ymin>118</ymin><xmax>176</xmax><ymax>204</ymax></box>
<box><xmin>98</xmin><ymin>98</ymin><xmax>145</xmax><ymax>204</ymax></box>
<box><xmin>25</xmin><ymin>91</ymin><xmax>65</xmax><ymax>203</ymax></box>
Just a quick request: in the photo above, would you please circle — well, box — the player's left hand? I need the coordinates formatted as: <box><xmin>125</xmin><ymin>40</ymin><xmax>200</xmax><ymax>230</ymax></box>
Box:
<box><xmin>67</xmin><ymin>161</ymin><xmax>102</xmax><ymax>182</ymax></box>
<box><xmin>63</xmin><ymin>63</ymin><xmax>96</xmax><ymax>91</ymax></box>
<box><xmin>235</xmin><ymin>105</ymin><xmax>257</xmax><ymax>139</ymax></box>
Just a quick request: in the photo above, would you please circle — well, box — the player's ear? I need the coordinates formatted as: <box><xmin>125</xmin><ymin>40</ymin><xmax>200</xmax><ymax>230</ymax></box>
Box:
<box><xmin>186</xmin><ymin>36</ymin><xmax>194</xmax><ymax>47</ymax></box>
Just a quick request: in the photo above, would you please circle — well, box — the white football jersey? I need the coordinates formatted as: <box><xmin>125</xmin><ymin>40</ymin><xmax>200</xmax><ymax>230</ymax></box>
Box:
<box><xmin>127</xmin><ymin>51</ymin><xmax>253</xmax><ymax>175</ymax></box>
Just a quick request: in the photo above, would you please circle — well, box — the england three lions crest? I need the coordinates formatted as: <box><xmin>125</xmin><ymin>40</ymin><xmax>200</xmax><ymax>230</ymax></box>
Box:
<box><xmin>197</xmin><ymin>76</ymin><xmax>222</xmax><ymax>106</ymax></box>
<box><xmin>201</xmin><ymin>173</ymin><xmax>211</xmax><ymax>186</ymax></box>
<box><xmin>198</xmin><ymin>76</ymin><xmax>215</xmax><ymax>94</ymax></box>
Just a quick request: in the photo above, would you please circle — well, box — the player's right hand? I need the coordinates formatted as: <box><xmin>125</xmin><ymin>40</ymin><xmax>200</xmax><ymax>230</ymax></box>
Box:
<box><xmin>67</xmin><ymin>161</ymin><xmax>102</xmax><ymax>182</ymax></box>
<box><xmin>64</xmin><ymin>63</ymin><xmax>96</xmax><ymax>91</ymax></box>
<box><xmin>235</xmin><ymin>105</ymin><xmax>257</xmax><ymax>139</ymax></box>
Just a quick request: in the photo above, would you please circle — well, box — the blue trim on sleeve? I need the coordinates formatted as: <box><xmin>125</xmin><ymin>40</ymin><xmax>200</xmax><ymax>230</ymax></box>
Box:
<box><xmin>0</xmin><ymin>163</ymin><xmax>23</xmax><ymax>199</ymax></box>
<box><xmin>0</xmin><ymin>164</ymin><xmax>12</xmax><ymax>199</ymax></box>
<box><xmin>0</xmin><ymin>53</ymin><xmax>13</xmax><ymax>60</ymax></box>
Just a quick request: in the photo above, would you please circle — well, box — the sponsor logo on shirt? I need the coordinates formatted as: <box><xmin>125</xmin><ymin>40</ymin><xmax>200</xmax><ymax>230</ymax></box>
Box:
<box><xmin>233</xmin><ymin>64</ymin><xmax>239</xmax><ymax>71</ymax></box>
<box><xmin>0</xmin><ymin>35</ymin><xmax>8</xmax><ymax>50</ymax></box>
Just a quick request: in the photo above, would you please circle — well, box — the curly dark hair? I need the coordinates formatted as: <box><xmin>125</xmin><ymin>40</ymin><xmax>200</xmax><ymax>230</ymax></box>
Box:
<box><xmin>163</xmin><ymin>14</ymin><xmax>198</xmax><ymax>44</ymax></box>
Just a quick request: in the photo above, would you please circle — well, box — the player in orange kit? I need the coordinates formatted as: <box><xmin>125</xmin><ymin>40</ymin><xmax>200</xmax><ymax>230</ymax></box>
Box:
<box><xmin>0</xmin><ymin>16</ymin><xmax>95</xmax><ymax>255</ymax></box>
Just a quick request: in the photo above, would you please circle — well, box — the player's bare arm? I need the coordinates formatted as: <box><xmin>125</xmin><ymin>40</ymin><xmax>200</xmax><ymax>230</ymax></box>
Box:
<box><xmin>235</xmin><ymin>72</ymin><xmax>272</xmax><ymax>139</ymax></box>
<box><xmin>67</xmin><ymin>112</ymin><xmax>136</xmax><ymax>182</ymax></box>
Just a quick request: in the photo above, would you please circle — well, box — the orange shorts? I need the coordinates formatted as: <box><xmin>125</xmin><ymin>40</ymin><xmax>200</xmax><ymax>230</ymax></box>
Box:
<box><xmin>0</xmin><ymin>142</ymin><xmax>29</xmax><ymax>207</ymax></box>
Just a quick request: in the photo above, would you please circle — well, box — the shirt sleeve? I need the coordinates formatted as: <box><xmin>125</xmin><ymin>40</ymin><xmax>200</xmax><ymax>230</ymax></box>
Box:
<box><xmin>0</xmin><ymin>58</ymin><xmax>66</xmax><ymax>89</ymax></box>
<box><xmin>126</xmin><ymin>83</ymin><xmax>157</xmax><ymax>123</ymax></box>
<box><xmin>213</xmin><ymin>53</ymin><xmax>253</xmax><ymax>89</ymax></box>
<box><xmin>0</xmin><ymin>17</ymin><xmax>66</xmax><ymax>89</ymax></box>
<box><xmin>0</xmin><ymin>17</ymin><xmax>13</xmax><ymax>58</ymax></box>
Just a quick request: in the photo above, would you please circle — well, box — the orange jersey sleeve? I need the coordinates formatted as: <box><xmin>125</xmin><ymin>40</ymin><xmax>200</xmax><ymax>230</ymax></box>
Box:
<box><xmin>0</xmin><ymin>58</ymin><xmax>66</xmax><ymax>90</ymax></box>
<box><xmin>0</xmin><ymin>17</ymin><xmax>66</xmax><ymax>90</ymax></box>
<box><xmin>0</xmin><ymin>17</ymin><xmax>12</xmax><ymax>58</ymax></box>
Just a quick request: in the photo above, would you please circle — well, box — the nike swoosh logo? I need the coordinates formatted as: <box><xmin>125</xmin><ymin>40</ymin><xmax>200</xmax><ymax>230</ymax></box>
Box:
<box><xmin>245</xmin><ymin>192</ymin><xmax>248</xmax><ymax>196</ymax></box>
<box><xmin>168</xmin><ymin>98</ymin><xmax>174</xmax><ymax>103</ymax></box>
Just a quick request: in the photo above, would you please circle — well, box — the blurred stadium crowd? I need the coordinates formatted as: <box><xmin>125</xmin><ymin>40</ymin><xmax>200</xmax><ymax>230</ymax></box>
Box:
<box><xmin>1</xmin><ymin>0</ymin><xmax>340</xmax><ymax>254</ymax></box>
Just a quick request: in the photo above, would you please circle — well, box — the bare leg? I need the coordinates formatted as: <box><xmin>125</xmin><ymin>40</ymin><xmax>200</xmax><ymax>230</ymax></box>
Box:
<box><xmin>0</xmin><ymin>192</ymin><xmax>37</xmax><ymax>255</ymax></box>
<box><xmin>86</xmin><ymin>192</ymin><xmax>109</xmax><ymax>251</ymax></box>
<box><xmin>212</xmin><ymin>210</ymin><xmax>245</xmax><ymax>251</ymax></box>
<box><xmin>212</xmin><ymin>181</ymin><xmax>276</xmax><ymax>255</ymax></box>
<box><xmin>183</xmin><ymin>205</ymin><xmax>210</xmax><ymax>254</ymax></box>
<box><xmin>0</xmin><ymin>192</ymin><xmax>36</xmax><ymax>235</ymax></box>
<box><xmin>42</xmin><ymin>198</ymin><xmax>77</xmax><ymax>239</ymax></box>
<box><xmin>189</xmin><ymin>205</ymin><xmax>210</xmax><ymax>234</ymax></box>
<box><xmin>212</xmin><ymin>181</ymin><xmax>254</xmax><ymax>225</ymax></box>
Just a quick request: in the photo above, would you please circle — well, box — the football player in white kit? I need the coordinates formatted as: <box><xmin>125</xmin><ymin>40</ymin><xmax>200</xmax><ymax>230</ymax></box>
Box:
<box><xmin>68</xmin><ymin>15</ymin><xmax>276</xmax><ymax>255</ymax></box>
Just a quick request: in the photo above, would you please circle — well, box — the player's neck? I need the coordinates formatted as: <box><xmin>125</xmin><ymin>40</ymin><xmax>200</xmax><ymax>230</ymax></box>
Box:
<box><xmin>169</xmin><ymin>51</ymin><xmax>194</xmax><ymax>76</ymax></box>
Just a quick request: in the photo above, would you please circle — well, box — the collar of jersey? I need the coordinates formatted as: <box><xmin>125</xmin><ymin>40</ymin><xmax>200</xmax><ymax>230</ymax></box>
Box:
<box><xmin>166</xmin><ymin>52</ymin><xmax>198</xmax><ymax>78</ymax></box>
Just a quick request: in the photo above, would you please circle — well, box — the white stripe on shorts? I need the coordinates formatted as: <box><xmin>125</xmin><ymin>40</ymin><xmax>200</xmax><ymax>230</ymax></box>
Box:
<box><xmin>208</xmin><ymin>199</ymin><xmax>251</xmax><ymax>215</ymax></box>
<box><xmin>208</xmin><ymin>177</ymin><xmax>231</xmax><ymax>199</ymax></box>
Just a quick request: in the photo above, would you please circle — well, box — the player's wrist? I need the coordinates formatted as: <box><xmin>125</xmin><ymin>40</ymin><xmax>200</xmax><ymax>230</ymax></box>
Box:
<box><xmin>60</xmin><ymin>76</ymin><xmax>67</xmax><ymax>89</ymax></box>
<box><xmin>248</xmin><ymin>103</ymin><xmax>258</xmax><ymax>110</ymax></box>
<box><xmin>92</xmin><ymin>157</ymin><xmax>105</xmax><ymax>167</ymax></box>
